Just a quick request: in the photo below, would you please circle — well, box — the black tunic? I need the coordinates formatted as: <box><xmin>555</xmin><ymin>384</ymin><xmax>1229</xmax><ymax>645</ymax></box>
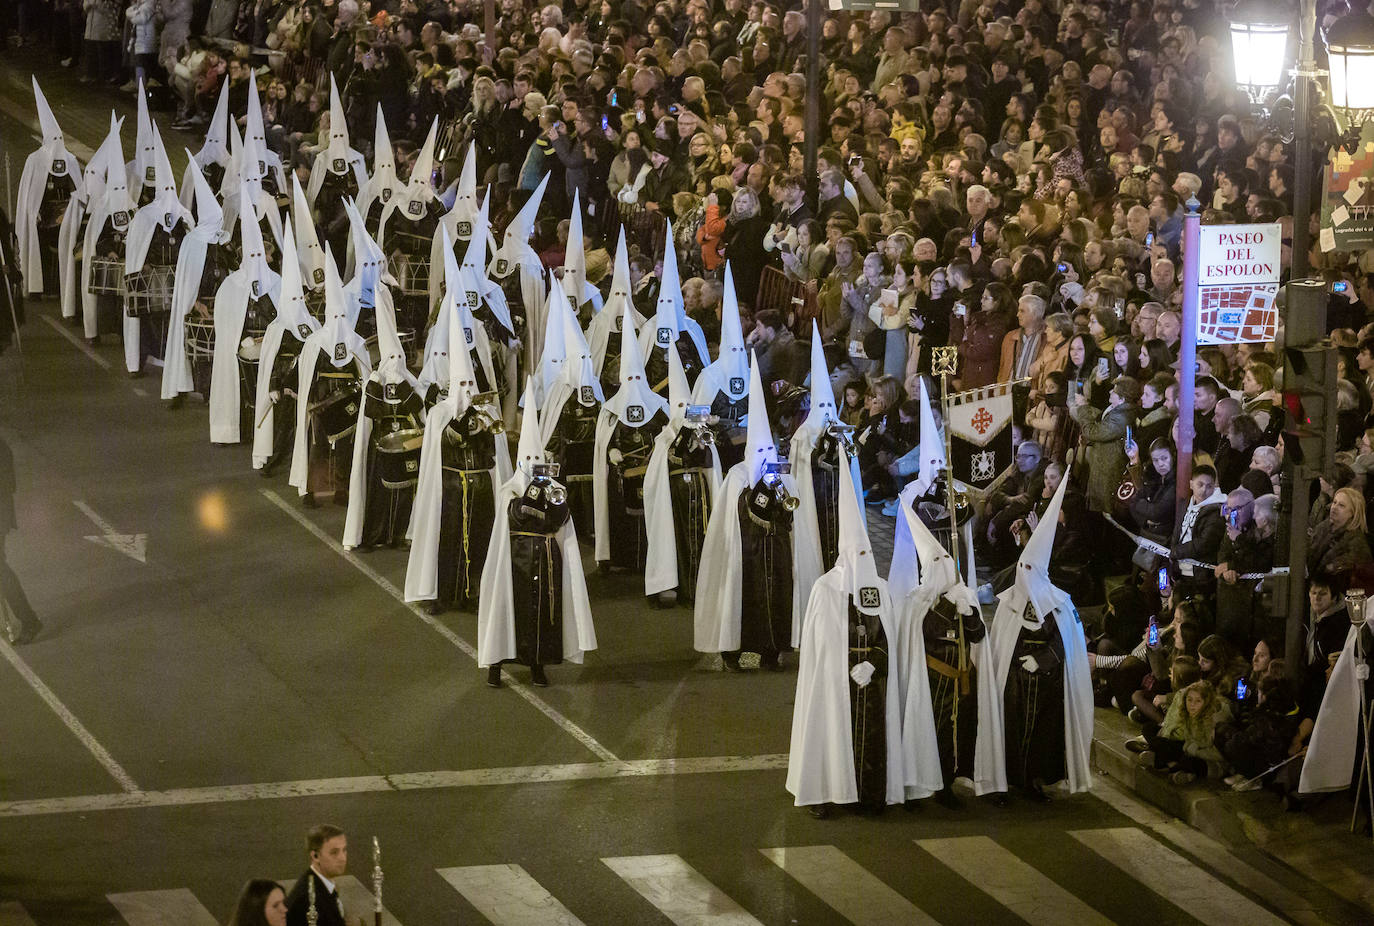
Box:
<box><xmin>39</xmin><ymin>166</ymin><xmax>76</xmax><ymax>295</ymax></box>
<box><xmin>303</xmin><ymin>349</ymin><xmax>363</xmax><ymax>495</ymax></box>
<box><xmin>811</xmin><ymin>431</ymin><xmax>846</xmax><ymax>571</ymax></box>
<box><xmin>238</xmin><ymin>291</ymin><xmax>279</xmax><ymax>441</ymax></box>
<box><xmin>706</xmin><ymin>389</ymin><xmax>748</xmax><ymax>470</ymax></box>
<box><xmin>734</xmin><ymin>476</ymin><xmax>794</xmax><ymax>658</ymax></box>
<box><xmin>603</xmin><ymin>410</ymin><xmax>668</xmax><ymax>571</ymax></box>
<box><xmin>92</xmin><ymin>212</ymin><xmax>129</xmax><ymax>336</ymax></box>
<box><xmin>1003</xmin><ymin>607</ymin><xmax>1068</xmax><ymax>789</ymax></box>
<box><xmin>386</xmin><ymin>200</ymin><xmax>443</xmax><ymax>334</ymax></box>
<box><xmin>315</xmin><ymin>166</ymin><xmax>359</xmax><ymax>261</ymax></box>
<box><xmin>666</xmin><ymin>425</ymin><xmax>715</xmax><ymax>602</ymax></box>
<box><xmin>264</xmin><ymin>331</ymin><xmax>307</xmax><ymax>468</ymax></box>
<box><xmin>435</xmin><ymin>407</ymin><xmax>498</xmax><ymax>611</ymax></box>
<box><xmin>849</xmin><ymin>599</ymin><xmax>890</xmax><ymax>812</ymax></box>
<box><xmin>357</xmin><ymin>377</ymin><xmax>424</xmax><ymax>547</ymax></box>
<box><xmin>644</xmin><ymin>330</ymin><xmax>706</xmax><ymax>394</ymax></box>
<box><xmin>924</xmin><ymin>595</ymin><xmax>986</xmax><ymax>785</ymax></box>
<box><xmin>545</xmin><ymin>395</ymin><xmax>600</xmax><ymax>538</ymax></box>
<box><xmin>505</xmin><ymin>477</ymin><xmax>573</xmax><ymax>667</ymax></box>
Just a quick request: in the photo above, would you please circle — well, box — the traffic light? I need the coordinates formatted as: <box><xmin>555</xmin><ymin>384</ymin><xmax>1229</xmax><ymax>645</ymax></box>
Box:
<box><xmin>1281</xmin><ymin>342</ymin><xmax>1337</xmax><ymax>470</ymax></box>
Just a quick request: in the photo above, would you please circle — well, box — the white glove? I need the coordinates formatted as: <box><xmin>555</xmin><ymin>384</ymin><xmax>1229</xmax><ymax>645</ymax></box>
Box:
<box><xmin>945</xmin><ymin>585</ymin><xmax>979</xmax><ymax>615</ymax></box>
<box><xmin>850</xmin><ymin>661</ymin><xmax>875</xmax><ymax>687</ymax></box>
<box><xmin>1357</xmin><ymin>662</ymin><xmax>1370</xmax><ymax>682</ymax></box>
<box><xmin>1019</xmin><ymin>654</ymin><xmax>1039</xmax><ymax>674</ymax></box>
<box><xmin>608</xmin><ymin>448</ymin><xmax>623</xmax><ymax>465</ymax></box>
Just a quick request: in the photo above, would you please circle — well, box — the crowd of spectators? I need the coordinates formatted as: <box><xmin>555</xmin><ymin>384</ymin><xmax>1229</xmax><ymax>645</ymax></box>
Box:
<box><xmin>4</xmin><ymin>0</ymin><xmax>1373</xmax><ymax>828</ymax></box>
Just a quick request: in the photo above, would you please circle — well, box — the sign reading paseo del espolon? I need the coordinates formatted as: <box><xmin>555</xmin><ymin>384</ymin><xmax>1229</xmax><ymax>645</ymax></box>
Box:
<box><xmin>1194</xmin><ymin>222</ymin><xmax>1281</xmax><ymax>344</ymax></box>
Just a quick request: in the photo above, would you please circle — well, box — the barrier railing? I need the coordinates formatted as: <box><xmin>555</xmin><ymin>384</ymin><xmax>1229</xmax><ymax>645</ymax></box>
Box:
<box><xmin>754</xmin><ymin>265</ymin><xmax>818</xmax><ymax>334</ymax></box>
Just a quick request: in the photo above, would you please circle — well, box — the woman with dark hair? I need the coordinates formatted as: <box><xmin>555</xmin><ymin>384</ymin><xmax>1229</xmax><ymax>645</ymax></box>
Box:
<box><xmin>1217</xmin><ymin>414</ymin><xmax>1263</xmax><ymax>492</ymax></box>
<box><xmin>1126</xmin><ymin>437</ymin><xmax>1177</xmax><ymax>540</ymax></box>
<box><xmin>228</xmin><ymin>879</ymin><xmax>287</xmax><ymax>926</ymax></box>
<box><xmin>1111</xmin><ymin>335</ymin><xmax>1141</xmax><ymax>379</ymax></box>
<box><xmin>952</xmin><ymin>280</ymin><xmax>1013</xmax><ymax>389</ymax></box>
<box><xmin>1137</xmin><ymin>338</ymin><xmax>1172</xmax><ymax>379</ymax></box>
<box><xmin>1065</xmin><ymin>331</ymin><xmax>1107</xmax><ymax>408</ymax></box>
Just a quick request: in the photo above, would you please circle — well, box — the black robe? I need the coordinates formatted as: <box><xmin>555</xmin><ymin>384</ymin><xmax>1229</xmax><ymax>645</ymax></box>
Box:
<box><xmin>810</xmin><ymin>431</ymin><xmax>847</xmax><ymax>571</ymax></box>
<box><xmin>545</xmin><ymin>395</ymin><xmax>599</xmax><ymax>538</ymax></box>
<box><xmin>434</xmin><ymin>407</ymin><xmax>498</xmax><ymax>611</ymax></box>
<box><xmin>39</xmin><ymin>167</ymin><xmax>76</xmax><ymax>295</ymax></box>
<box><xmin>314</xmin><ymin>166</ymin><xmax>358</xmax><ymax>261</ymax></box>
<box><xmin>262</xmin><ymin>332</ymin><xmax>305</xmax><ymax>471</ymax></box>
<box><xmin>733</xmin><ymin>476</ymin><xmax>794</xmax><ymax>658</ymax></box>
<box><xmin>849</xmin><ymin>599</ymin><xmax>890</xmax><ymax>812</ymax></box>
<box><xmin>603</xmin><ymin>410</ymin><xmax>668</xmax><ymax>571</ymax></box>
<box><xmin>302</xmin><ymin>349</ymin><xmax>363</xmax><ymax>495</ymax></box>
<box><xmin>385</xmin><ymin>200</ymin><xmax>443</xmax><ymax>334</ymax></box>
<box><xmin>666</xmin><ymin>425</ymin><xmax>715</xmax><ymax>603</ymax></box>
<box><xmin>644</xmin><ymin>331</ymin><xmax>706</xmax><ymax>394</ymax></box>
<box><xmin>706</xmin><ymin>389</ymin><xmax>748</xmax><ymax>470</ymax></box>
<box><xmin>505</xmin><ymin>477</ymin><xmax>573</xmax><ymax>667</ymax></box>
<box><xmin>1004</xmin><ymin>606</ymin><xmax>1068</xmax><ymax>789</ymax></box>
<box><xmin>356</xmin><ymin>377</ymin><xmax>424</xmax><ymax>547</ymax></box>
<box><xmin>126</xmin><ymin>222</ymin><xmax>183</xmax><ymax>373</ymax></box>
<box><xmin>924</xmin><ymin>595</ymin><xmax>986</xmax><ymax>786</ymax></box>
<box><xmin>92</xmin><ymin>214</ymin><xmax>128</xmax><ymax>336</ymax></box>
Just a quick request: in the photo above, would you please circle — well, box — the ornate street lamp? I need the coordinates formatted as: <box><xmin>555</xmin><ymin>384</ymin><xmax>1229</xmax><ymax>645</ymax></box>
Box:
<box><xmin>1326</xmin><ymin>10</ymin><xmax>1374</xmax><ymax>128</ymax></box>
<box><xmin>1229</xmin><ymin>0</ymin><xmax>1293</xmax><ymax>105</ymax></box>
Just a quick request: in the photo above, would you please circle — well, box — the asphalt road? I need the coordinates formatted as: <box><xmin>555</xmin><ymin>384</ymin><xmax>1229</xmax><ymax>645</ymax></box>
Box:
<box><xmin>0</xmin><ymin>54</ymin><xmax>1367</xmax><ymax>926</ymax></box>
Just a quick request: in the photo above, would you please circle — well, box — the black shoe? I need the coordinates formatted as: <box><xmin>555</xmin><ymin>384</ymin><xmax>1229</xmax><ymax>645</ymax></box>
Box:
<box><xmin>530</xmin><ymin>664</ymin><xmax>549</xmax><ymax>687</ymax></box>
<box><xmin>646</xmin><ymin>594</ymin><xmax>665</xmax><ymax>609</ymax></box>
<box><xmin>597</xmin><ymin>561</ymin><xmax>611</xmax><ymax>577</ymax></box>
<box><xmin>760</xmin><ymin>653</ymin><xmax>784</xmax><ymax>671</ymax></box>
<box><xmin>167</xmin><ymin>394</ymin><xmax>184</xmax><ymax>411</ymax></box>
<box><xmin>935</xmin><ymin>787</ymin><xmax>962</xmax><ymax>810</ymax></box>
<box><xmin>426</xmin><ymin>600</ymin><xmax>445</xmax><ymax>616</ymax></box>
<box><xmin>721</xmin><ymin>652</ymin><xmax>742</xmax><ymax>672</ymax></box>
<box><xmin>808</xmin><ymin>804</ymin><xmax>831</xmax><ymax>819</ymax></box>
<box><xmin>989</xmin><ymin>793</ymin><xmax>1010</xmax><ymax>808</ymax></box>
<box><xmin>302</xmin><ymin>494</ymin><xmax>319</xmax><ymax>509</ymax></box>
<box><xmin>128</xmin><ymin>369</ymin><xmax>144</xmax><ymax>379</ymax></box>
<box><xmin>87</xmin><ymin>335</ymin><xmax>100</xmax><ymax>346</ymax></box>
<box><xmin>486</xmin><ymin>666</ymin><xmax>502</xmax><ymax>688</ymax></box>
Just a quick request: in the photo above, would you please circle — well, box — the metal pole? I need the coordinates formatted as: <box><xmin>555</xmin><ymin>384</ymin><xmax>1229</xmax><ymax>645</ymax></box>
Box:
<box><xmin>803</xmin><ymin>0</ymin><xmax>821</xmax><ymax>212</ymax></box>
<box><xmin>1175</xmin><ymin>196</ymin><xmax>1201</xmax><ymax>514</ymax></box>
<box><xmin>1291</xmin><ymin>0</ymin><xmax>1318</xmax><ymax>279</ymax></box>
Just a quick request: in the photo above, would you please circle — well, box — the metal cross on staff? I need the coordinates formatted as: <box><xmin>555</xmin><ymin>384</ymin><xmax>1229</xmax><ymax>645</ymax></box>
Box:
<box><xmin>929</xmin><ymin>345</ymin><xmax>971</xmax><ymax>757</ymax></box>
<box><xmin>372</xmin><ymin>836</ymin><xmax>384</xmax><ymax>926</ymax></box>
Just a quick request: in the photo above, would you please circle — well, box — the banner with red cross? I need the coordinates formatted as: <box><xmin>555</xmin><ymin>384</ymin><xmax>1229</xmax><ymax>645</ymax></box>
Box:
<box><xmin>945</xmin><ymin>382</ymin><xmax>1015</xmax><ymax>488</ymax></box>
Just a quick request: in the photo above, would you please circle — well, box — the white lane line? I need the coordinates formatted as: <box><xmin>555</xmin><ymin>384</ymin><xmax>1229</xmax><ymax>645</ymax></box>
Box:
<box><xmin>1089</xmin><ymin>778</ymin><xmax>1320</xmax><ymax>925</ymax></box>
<box><xmin>0</xmin><ymin>754</ymin><xmax>787</xmax><ymax>818</ymax></box>
<box><xmin>0</xmin><ymin>635</ymin><xmax>140</xmax><ymax>793</ymax></box>
<box><xmin>437</xmin><ymin>864</ymin><xmax>586</xmax><ymax>925</ymax></box>
<box><xmin>0</xmin><ymin>901</ymin><xmax>39</xmax><ymax>926</ymax></box>
<box><xmin>131</xmin><ymin>386</ymin><xmax>148</xmax><ymax>397</ymax></box>
<box><xmin>106</xmin><ymin>888</ymin><xmax>218</xmax><ymax>926</ymax></box>
<box><xmin>600</xmin><ymin>855</ymin><xmax>764</xmax><ymax>926</ymax></box>
<box><xmin>1071</xmin><ymin>827</ymin><xmax>1287</xmax><ymax>926</ymax></box>
<box><xmin>916</xmin><ymin>836</ymin><xmax>1112</xmax><ymax>926</ymax></box>
<box><xmin>260</xmin><ymin>487</ymin><xmax>619</xmax><ymax>763</ymax></box>
<box><xmin>759</xmin><ymin>846</ymin><xmax>938</xmax><ymax>926</ymax></box>
<box><xmin>41</xmin><ymin>315</ymin><xmax>111</xmax><ymax>369</ymax></box>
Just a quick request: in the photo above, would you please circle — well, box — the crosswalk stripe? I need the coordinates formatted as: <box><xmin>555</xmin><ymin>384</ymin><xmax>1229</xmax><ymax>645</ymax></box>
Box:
<box><xmin>106</xmin><ymin>889</ymin><xmax>218</xmax><ymax>925</ymax></box>
<box><xmin>276</xmin><ymin>874</ymin><xmax>401</xmax><ymax>925</ymax></box>
<box><xmin>1071</xmin><ymin>827</ymin><xmax>1287</xmax><ymax>926</ymax></box>
<box><xmin>0</xmin><ymin>901</ymin><xmax>39</xmax><ymax>926</ymax></box>
<box><xmin>600</xmin><ymin>854</ymin><xmax>764</xmax><ymax>925</ymax></box>
<box><xmin>916</xmin><ymin>836</ymin><xmax>1113</xmax><ymax>926</ymax></box>
<box><xmin>437</xmin><ymin>864</ymin><xmax>586</xmax><ymax>925</ymax></box>
<box><xmin>759</xmin><ymin>846</ymin><xmax>938</xmax><ymax>926</ymax></box>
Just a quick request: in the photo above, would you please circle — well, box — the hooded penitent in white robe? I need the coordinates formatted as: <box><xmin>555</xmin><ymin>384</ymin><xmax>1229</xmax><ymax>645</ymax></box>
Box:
<box><xmin>376</xmin><ymin>118</ymin><xmax>439</xmax><ymax>249</ymax></box>
<box><xmin>1299</xmin><ymin>600</ymin><xmax>1374</xmax><ymax>794</ymax></box>
<box><xmin>180</xmin><ymin>78</ymin><xmax>231</xmax><ymax>209</ymax></box>
<box><xmin>59</xmin><ymin>113</ymin><xmax>121</xmax><ymax>321</ymax></box>
<box><xmin>476</xmin><ymin>378</ymin><xmax>597</xmax><ymax>668</ymax></box>
<box><xmin>307</xmin><ymin>75</ymin><xmax>369</xmax><ymax>205</ymax></box>
<box><xmin>79</xmin><ymin>148</ymin><xmax>136</xmax><ymax>340</ymax></box>
<box><xmin>786</xmin><ymin>454</ymin><xmax>906</xmax><ymax>808</ymax></box>
<box><xmin>123</xmin><ymin>123</ymin><xmax>193</xmax><ymax>373</ymax></box>
<box><xmin>209</xmin><ymin>184</ymin><xmax>281</xmax><ymax>444</ymax></box>
<box><xmin>242</xmin><ymin>71</ymin><xmax>288</xmax><ymax>194</ymax></box>
<box><xmin>539</xmin><ymin>274</ymin><xmax>604</xmax><ymax>446</ymax></box>
<box><xmin>489</xmin><ymin>172</ymin><xmax>549</xmax><ymax>372</ymax></box>
<box><xmin>690</xmin><ymin>263</ymin><xmax>750</xmax><ymax>409</ymax></box>
<box><xmin>643</xmin><ymin>340</ymin><xmax>721</xmax><ymax>597</ymax></box>
<box><xmin>894</xmin><ymin>505</ymin><xmax>976</xmax><ymax>800</ymax></box>
<box><xmin>220</xmin><ymin>121</ymin><xmax>284</xmax><ymax>255</ymax></box>
<box><xmin>587</xmin><ymin>227</ymin><xmax>645</xmax><ymax>381</ymax></box>
<box><xmin>404</xmin><ymin>292</ymin><xmax>512</xmax><ymax>602</ymax></box>
<box><xmin>532</xmin><ymin>271</ymin><xmax>574</xmax><ymax>406</ymax></box>
<box><xmin>887</xmin><ymin>376</ymin><xmax>952</xmax><ymax>604</ymax></box>
<box><xmin>790</xmin><ymin>320</ymin><xmax>865</xmax><ymax>623</ymax></box>
<box><xmin>694</xmin><ymin>360</ymin><xmax>818</xmax><ymax>651</ymax></box>
<box><xmin>638</xmin><ymin>219</ymin><xmax>710</xmax><ymax>376</ymax></box>
<box><xmin>125</xmin><ymin>79</ymin><xmax>158</xmax><ymax>204</ymax></box>
<box><xmin>559</xmin><ymin>190</ymin><xmax>603</xmax><ymax>312</ymax></box>
<box><xmin>162</xmin><ymin>152</ymin><xmax>228</xmax><ymax>401</ymax></box>
<box><xmin>973</xmin><ymin>470</ymin><xmax>1094</xmax><ymax>796</ymax></box>
<box><xmin>292</xmin><ymin>175</ymin><xmax>327</xmax><ymax>292</ymax></box>
<box><xmin>592</xmin><ymin>300</ymin><xmax>670</xmax><ymax>564</ymax></box>
<box><xmin>252</xmin><ymin>220</ymin><xmax>320</xmax><ymax>467</ymax></box>
<box><xmin>341</xmin><ymin>198</ymin><xmax>398</xmax><ymax>330</ymax></box>
<box><xmin>18</xmin><ymin>78</ymin><xmax>81</xmax><ymax>294</ymax></box>
<box><xmin>358</xmin><ymin>106</ymin><xmax>405</xmax><ymax>224</ymax></box>
<box><xmin>288</xmin><ymin>247</ymin><xmax>373</xmax><ymax>495</ymax></box>
<box><xmin>418</xmin><ymin>226</ymin><xmax>498</xmax><ymax>399</ymax></box>
<box><xmin>428</xmin><ymin>146</ymin><xmax>486</xmax><ymax>310</ymax></box>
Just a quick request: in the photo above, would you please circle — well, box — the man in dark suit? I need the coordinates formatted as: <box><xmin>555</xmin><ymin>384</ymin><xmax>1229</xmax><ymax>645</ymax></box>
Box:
<box><xmin>286</xmin><ymin>824</ymin><xmax>349</xmax><ymax>926</ymax></box>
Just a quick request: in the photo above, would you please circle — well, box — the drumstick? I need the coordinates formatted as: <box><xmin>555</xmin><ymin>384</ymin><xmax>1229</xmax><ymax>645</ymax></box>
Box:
<box><xmin>256</xmin><ymin>398</ymin><xmax>276</xmax><ymax>429</ymax></box>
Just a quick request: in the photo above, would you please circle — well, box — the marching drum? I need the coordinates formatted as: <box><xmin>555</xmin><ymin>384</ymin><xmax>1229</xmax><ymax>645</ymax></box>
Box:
<box><xmin>376</xmin><ymin>428</ymin><xmax>424</xmax><ymax>489</ymax></box>
<box><xmin>183</xmin><ymin>315</ymin><xmax>215</xmax><ymax>397</ymax></box>
<box><xmin>387</xmin><ymin>253</ymin><xmax>430</xmax><ymax>298</ymax></box>
<box><xmin>88</xmin><ymin>257</ymin><xmax>126</xmax><ymax>296</ymax></box>
<box><xmin>310</xmin><ymin>385</ymin><xmax>363</xmax><ymax>444</ymax></box>
<box><xmin>124</xmin><ymin>265</ymin><xmax>175</xmax><ymax>317</ymax></box>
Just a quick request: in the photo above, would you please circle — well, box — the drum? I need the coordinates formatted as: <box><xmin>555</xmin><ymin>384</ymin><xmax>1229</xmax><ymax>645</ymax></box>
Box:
<box><xmin>88</xmin><ymin>257</ymin><xmax>126</xmax><ymax>296</ymax></box>
<box><xmin>376</xmin><ymin>428</ymin><xmax>424</xmax><ymax>489</ymax></box>
<box><xmin>387</xmin><ymin>253</ymin><xmax>430</xmax><ymax>297</ymax></box>
<box><xmin>124</xmin><ymin>265</ymin><xmax>175</xmax><ymax>317</ymax></box>
<box><xmin>311</xmin><ymin>384</ymin><xmax>363</xmax><ymax>444</ymax></box>
<box><xmin>183</xmin><ymin>317</ymin><xmax>215</xmax><ymax>362</ymax></box>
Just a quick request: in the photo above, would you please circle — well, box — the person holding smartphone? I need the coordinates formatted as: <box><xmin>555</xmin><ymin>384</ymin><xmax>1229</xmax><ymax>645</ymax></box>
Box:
<box><xmin>1212</xmin><ymin>489</ymin><xmax>1275</xmax><ymax>649</ymax></box>
<box><xmin>1069</xmin><ymin>375</ymin><xmax>1140</xmax><ymax>514</ymax></box>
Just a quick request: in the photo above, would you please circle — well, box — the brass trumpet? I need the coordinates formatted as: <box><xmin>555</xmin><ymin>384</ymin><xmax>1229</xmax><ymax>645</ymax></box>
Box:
<box><xmin>823</xmin><ymin>420</ymin><xmax>857</xmax><ymax>454</ymax></box>
<box><xmin>766</xmin><ymin>475</ymin><xmax>801</xmax><ymax>510</ymax></box>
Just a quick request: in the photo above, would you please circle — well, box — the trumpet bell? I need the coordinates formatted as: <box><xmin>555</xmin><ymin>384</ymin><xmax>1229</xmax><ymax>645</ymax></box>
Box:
<box><xmin>782</xmin><ymin>494</ymin><xmax>800</xmax><ymax>511</ymax></box>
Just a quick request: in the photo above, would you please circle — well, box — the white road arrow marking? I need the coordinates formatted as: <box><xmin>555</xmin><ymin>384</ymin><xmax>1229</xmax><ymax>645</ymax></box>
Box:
<box><xmin>73</xmin><ymin>500</ymin><xmax>146</xmax><ymax>564</ymax></box>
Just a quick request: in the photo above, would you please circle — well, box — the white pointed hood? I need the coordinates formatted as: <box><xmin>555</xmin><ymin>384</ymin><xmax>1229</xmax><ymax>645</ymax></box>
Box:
<box><xmin>345</xmin><ymin>196</ymin><xmax>396</xmax><ymax>289</ymax></box>
<box><xmin>326</xmin><ymin>74</ymin><xmax>351</xmax><ymax>166</ymax></box>
<box><xmin>126</xmin><ymin>125</ymin><xmax>193</xmax><ymax>273</ymax></box>
<box><xmin>359</xmin><ymin>104</ymin><xmax>401</xmax><ymax>213</ymax></box>
<box><xmin>444</xmin><ymin>288</ymin><xmax>482</xmax><ymax>415</ymax></box>
<box><xmin>320</xmin><ymin>245</ymin><xmax>361</xmax><ymax>367</ymax></box>
<box><xmin>654</xmin><ymin>218</ymin><xmax>688</xmax><ymax>332</ymax></box>
<box><xmin>127</xmin><ymin>78</ymin><xmax>158</xmax><ymax>195</ymax></box>
<box><xmin>396</xmin><ymin>119</ymin><xmax>438</xmax><ymax>220</ymax></box>
<box><xmin>81</xmin><ymin>113</ymin><xmax>125</xmax><ymax>209</ymax></box>
<box><xmin>275</xmin><ymin>218</ymin><xmax>317</xmax><ymax>333</ymax></box>
<box><xmin>237</xmin><ymin>181</ymin><xmax>273</xmax><ymax>293</ymax></box>
<box><xmin>460</xmin><ymin>192</ymin><xmax>494</xmax><ymax>273</ymax></box>
<box><xmin>448</xmin><ymin>141</ymin><xmax>479</xmax><ymax>237</ymax></box>
<box><xmin>741</xmin><ymin>357</ymin><xmax>777</xmax><ymax>485</ymax></box>
<box><xmin>1014</xmin><ymin>467</ymin><xmax>1071</xmax><ymax>623</ymax></box>
<box><xmin>147</xmin><ymin>124</ymin><xmax>182</xmax><ymax>213</ymax></box>
<box><xmin>220</xmin><ymin>112</ymin><xmax>244</xmax><ymax>204</ymax></box>
<box><xmin>244</xmin><ymin>70</ymin><xmax>269</xmax><ymax>172</ymax></box>
<box><xmin>665</xmin><ymin>335</ymin><xmax>693</xmax><ymax>422</ymax></box>
<box><xmin>835</xmin><ymin>439</ymin><xmax>883</xmax><ymax>615</ymax></box>
<box><xmin>490</xmin><ymin>173</ymin><xmax>548</xmax><ymax>276</ymax></box>
<box><xmin>905</xmin><ymin>501</ymin><xmax>960</xmax><ymax>596</ymax></box>
<box><xmin>562</xmin><ymin>190</ymin><xmax>588</xmax><ymax>304</ymax></box>
<box><xmin>712</xmin><ymin>262</ymin><xmax>750</xmax><ymax>397</ymax></box>
<box><xmin>194</xmin><ymin>78</ymin><xmax>232</xmax><ymax>169</ymax></box>
<box><xmin>33</xmin><ymin>77</ymin><xmax>70</xmax><ymax>154</ymax></box>
<box><xmin>912</xmin><ymin>378</ymin><xmax>946</xmax><ymax>496</ymax></box>
<box><xmin>805</xmin><ymin>320</ymin><xmax>837</xmax><ymax>427</ymax></box>
<box><xmin>292</xmin><ymin>174</ymin><xmax>326</xmax><ymax>289</ymax></box>
<box><xmin>516</xmin><ymin>377</ymin><xmax>548</xmax><ymax>474</ymax></box>
<box><xmin>537</xmin><ymin>271</ymin><xmax>571</xmax><ymax>395</ymax></box>
<box><xmin>601</xmin><ymin>227</ymin><xmax>635</xmax><ymax>316</ymax></box>
<box><xmin>604</xmin><ymin>296</ymin><xmax>666</xmax><ymax>424</ymax></box>
<box><xmin>183</xmin><ymin>147</ymin><xmax>225</xmax><ymax>238</ymax></box>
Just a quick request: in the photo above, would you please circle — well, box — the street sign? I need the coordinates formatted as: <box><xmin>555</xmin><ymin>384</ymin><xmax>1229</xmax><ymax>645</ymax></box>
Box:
<box><xmin>1194</xmin><ymin>222</ymin><xmax>1282</xmax><ymax>344</ymax></box>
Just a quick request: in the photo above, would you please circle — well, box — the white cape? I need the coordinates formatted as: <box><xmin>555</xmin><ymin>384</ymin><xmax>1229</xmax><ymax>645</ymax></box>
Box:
<box><xmin>1299</xmin><ymin>624</ymin><xmax>1368</xmax><ymax>794</ymax></box>
<box><xmin>207</xmin><ymin>269</ymin><xmax>281</xmax><ymax>443</ymax></box>
<box><xmin>642</xmin><ymin>420</ymin><xmax>721</xmax><ymax>597</ymax></box>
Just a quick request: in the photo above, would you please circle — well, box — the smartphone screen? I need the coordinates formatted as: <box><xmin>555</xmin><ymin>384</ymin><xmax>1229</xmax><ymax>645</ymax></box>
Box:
<box><xmin>1125</xmin><ymin>424</ymin><xmax>1132</xmax><ymax>446</ymax></box>
<box><xmin>1097</xmin><ymin>357</ymin><xmax>1109</xmax><ymax>376</ymax></box>
<box><xmin>1157</xmin><ymin>566</ymin><xmax>1169</xmax><ymax>593</ymax></box>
